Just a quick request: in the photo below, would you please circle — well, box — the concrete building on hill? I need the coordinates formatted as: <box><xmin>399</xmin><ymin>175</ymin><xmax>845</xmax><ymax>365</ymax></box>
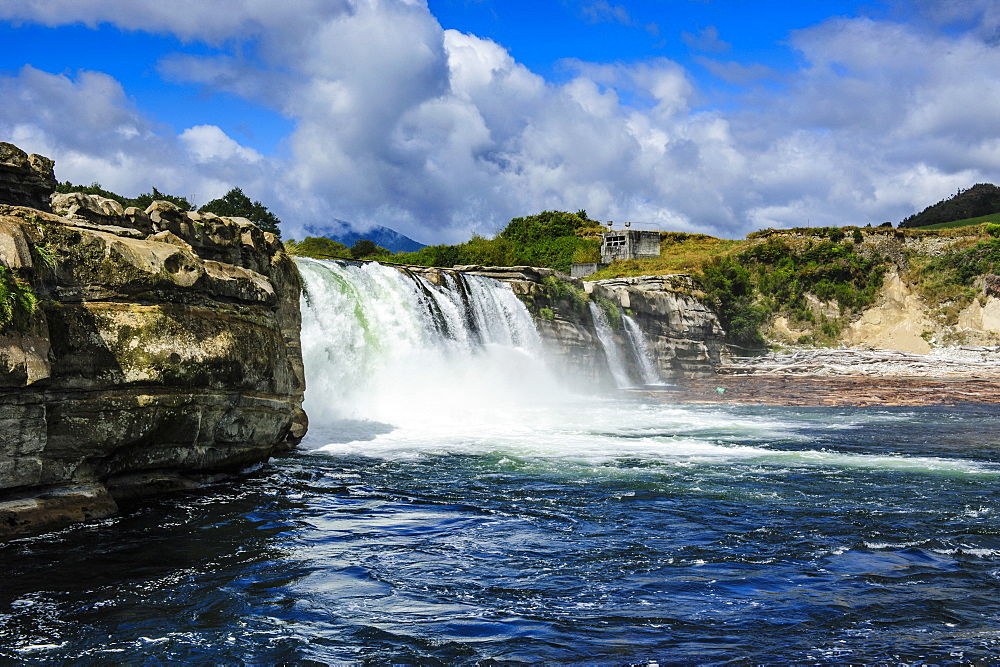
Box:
<box><xmin>571</xmin><ymin>226</ymin><xmax>661</xmax><ymax>279</ymax></box>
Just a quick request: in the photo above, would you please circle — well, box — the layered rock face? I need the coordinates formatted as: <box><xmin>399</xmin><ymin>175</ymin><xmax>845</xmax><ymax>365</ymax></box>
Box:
<box><xmin>456</xmin><ymin>266</ymin><xmax>724</xmax><ymax>381</ymax></box>
<box><xmin>586</xmin><ymin>275</ymin><xmax>726</xmax><ymax>377</ymax></box>
<box><xmin>0</xmin><ymin>143</ymin><xmax>56</xmax><ymax>212</ymax></box>
<box><xmin>0</xmin><ymin>146</ymin><xmax>305</xmax><ymax>537</ymax></box>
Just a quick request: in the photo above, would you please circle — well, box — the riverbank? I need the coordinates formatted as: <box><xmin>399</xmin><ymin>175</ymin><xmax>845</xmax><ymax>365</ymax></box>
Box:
<box><xmin>644</xmin><ymin>376</ymin><xmax>1000</xmax><ymax>407</ymax></box>
<box><xmin>636</xmin><ymin>346</ymin><xmax>1000</xmax><ymax>407</ymax></box>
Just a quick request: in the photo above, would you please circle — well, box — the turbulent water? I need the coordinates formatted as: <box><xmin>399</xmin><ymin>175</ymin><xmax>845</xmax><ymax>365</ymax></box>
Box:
<box><xmin>3</xmin><ymin>260</ymin><xmax>1000</xmax><ymax>664</ymax></box>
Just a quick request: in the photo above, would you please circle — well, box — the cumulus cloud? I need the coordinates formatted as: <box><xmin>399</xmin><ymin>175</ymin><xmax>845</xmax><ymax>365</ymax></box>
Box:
<box><xmin>1</xmin><ymin>0</ymin><xmax>1000</xmax><ymax>241</ymax></box>
<box><xmin>0</xmin><ymin>66</ymin><xmax>275</xmax><ymax>208</ymax></box>
<box><xmin>179</xmin><ymin>125</ymin><xmax>263</xmax><ymax>164</ymax></box>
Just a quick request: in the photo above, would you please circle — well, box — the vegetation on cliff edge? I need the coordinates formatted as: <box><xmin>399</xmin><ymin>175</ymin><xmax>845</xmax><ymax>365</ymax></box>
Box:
<box><xmin>0</xmin><ymin>266</ymin><xmax>38</xmax><ymax>333</ymax></box>
<box><xmin>390</xmin><ymin>211</ymin><xmax>603</xmax><ymax>273</ymax></box>
<box><xmin>914</xmin><ymin>232</ymin><xmax>1000</xmax><ymax>325</ymax></box>
<box><xmin>285</xmin><ymin>208</ymin><xmax>999</xmax><ymax>350</ymax></box>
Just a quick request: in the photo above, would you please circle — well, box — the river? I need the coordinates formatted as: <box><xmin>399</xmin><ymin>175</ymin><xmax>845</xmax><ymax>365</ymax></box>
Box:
<box><xmin>2</xmin><ymin>260</ymin><xmax>999</xmax><ymax>663</ymax></box>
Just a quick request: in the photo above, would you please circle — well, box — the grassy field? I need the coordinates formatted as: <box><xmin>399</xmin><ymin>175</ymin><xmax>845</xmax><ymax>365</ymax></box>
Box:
<box><xmin>588</xmin><ymin>233</ymin><xmax>744</xmax><ymax>279</ymax></box>
<box><xmin>917</xmin><ymin>213</ymin><xmax>1000</xmax><ymax>230</ymax></box>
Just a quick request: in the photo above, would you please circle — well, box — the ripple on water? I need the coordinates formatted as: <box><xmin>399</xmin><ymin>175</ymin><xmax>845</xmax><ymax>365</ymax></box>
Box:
<box><xmin>2</xmin><ymin>403</ymin><xmax>1000</xmax><ymax>663</ymax></box>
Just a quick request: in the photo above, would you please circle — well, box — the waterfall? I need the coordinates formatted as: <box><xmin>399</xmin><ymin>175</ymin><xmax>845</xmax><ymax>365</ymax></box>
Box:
<box><xmin>622</xmin><ymin>314</ymin><xmax>662</xmax><ymax>385</ymax></box>
<box><xmin>588</xmin><ymin>302</ymin><xmax>633</xmax><ymax>389</ymax></box>
<box><xmin>297</xmin><ymin>259</ymin><xmax>560</xmax><ymax>429</ymax></box>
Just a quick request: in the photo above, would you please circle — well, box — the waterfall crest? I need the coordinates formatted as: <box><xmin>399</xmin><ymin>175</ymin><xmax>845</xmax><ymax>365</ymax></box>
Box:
<box><xmin>298</xmin><ymin>259</ymin><xmax>559</xmax><ymax>428</ymax></box>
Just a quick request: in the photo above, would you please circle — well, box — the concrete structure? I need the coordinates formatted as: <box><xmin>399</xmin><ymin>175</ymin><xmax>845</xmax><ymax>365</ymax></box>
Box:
<box><xmin>571</xmin><ymin>262</ymin><xmax>608</xmax><ymax>279</ymax></box>
<box><xmin>570</xmin><ymin>228</ymin><xmax>662</xmax><ymax>279</ymax></box>
<box><xmin>601</xmin><ymin>230</ymin><xmax>661</xmax><ymax>263</ymax></box>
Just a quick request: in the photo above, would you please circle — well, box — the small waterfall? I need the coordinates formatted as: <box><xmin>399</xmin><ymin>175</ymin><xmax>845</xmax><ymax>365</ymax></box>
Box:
<box><xmin>297</xmin><ymin>259</ymin><xmax>558</xmax><ymax>427</ymax></box>
<box><xmin>622</xmin><ymin>314</ymin><xmax>662</xmax><ymax>385</ymax></box>
<box><xmin>588</xmin><ymin>302</ymin><xmax>633</xmax><ymax>389</ymax></box>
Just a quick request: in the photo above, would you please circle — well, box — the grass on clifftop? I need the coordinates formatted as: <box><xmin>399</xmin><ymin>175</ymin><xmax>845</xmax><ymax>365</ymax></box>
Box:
<box><xmin>917</xmin><ymin>212</ymin><xmax>1000</xmax><ymax>230</ymax></box>
<box><xmin>588</xmin><ymin>233</ymin><xmax>742</xmax><ymax>279</ymax></box>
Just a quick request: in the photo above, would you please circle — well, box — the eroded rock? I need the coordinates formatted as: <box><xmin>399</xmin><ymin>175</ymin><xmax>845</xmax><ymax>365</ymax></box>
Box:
<box><xmin>0</xmin><ymin>145</ymin><xmax>305</xmax><ymax>538</ymax></box>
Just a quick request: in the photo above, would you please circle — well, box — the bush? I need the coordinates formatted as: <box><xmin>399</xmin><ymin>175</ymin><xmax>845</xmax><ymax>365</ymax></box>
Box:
<box><xmin>285</xmin><ymin>237</ymin><xmax>349</xmax><ymax>259</ymax></box>
<box><xmin>392</xmin><ymin>210</ymin><xmax>602</xmax><ymax>272</ymax></box>
<box><xmin>695</xmin><ymin>236</ymin><xmax>887</xmax><ymax>347</ymax></box>
<box><xmin>542</xmin><ymin>274</ymin><xmax>590</xmax><ymax>312</ymax></box>
<box><xmin>349</xmin><ymin>239</ymin><xmax>391</xmax><ymax>259</ymax></box>
<box><xmin>0</xmin><ymin>266</ymin><xmax>37</xmax><ymax>333</ymax></box>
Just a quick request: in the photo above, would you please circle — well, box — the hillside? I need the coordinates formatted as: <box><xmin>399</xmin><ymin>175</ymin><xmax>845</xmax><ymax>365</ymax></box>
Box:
<box><xmin>899</xmin><ymin>183</ymin><xmax>1000</xmax><ymax>229</ymax></box>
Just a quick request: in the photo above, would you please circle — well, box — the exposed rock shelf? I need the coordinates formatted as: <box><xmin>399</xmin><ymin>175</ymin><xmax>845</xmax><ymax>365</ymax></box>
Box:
<box><xmin>717</xmin><ymin>346</ymin><xmax>1000</xmax><ymax>378</ymax></box>
<box><xmin>640</xmin><ymin>376</ymin><xmax>1000</xmax><ymax>408</ymax></box>
<box><xmin>0</xmin><ymin>143</ymin><xmax>306</xmax><ymax>537</ymax></box>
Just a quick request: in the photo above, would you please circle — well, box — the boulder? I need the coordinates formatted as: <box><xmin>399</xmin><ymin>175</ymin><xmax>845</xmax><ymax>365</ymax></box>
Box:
<box><xmin>0</xmin><ymin>142</ymin><xmax>56</xmax><ymax>211</ymax></box>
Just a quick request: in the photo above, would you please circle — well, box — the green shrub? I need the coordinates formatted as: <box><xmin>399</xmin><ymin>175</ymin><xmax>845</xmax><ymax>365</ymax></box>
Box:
<box><xmin>0</xmin><ymin>266</ymin><xmax>38</xmax><ymax>333</ymax></box>
<box><xmin>595</xmin><ymin>295</ymin><xmax>622</xmax><ymax>331</ymax></box>
<box><xmin>285</xmin><ymin>237</ymin><xmax>349</xmax><ymax>259</ymax></box>
<box><xmin>542</xmin><ymin>274</ymin><xmax>590</xmax><ymax>312</ymax></box>
<box><xmin>695</xmin><ymin>236</ymin><xmax>887</xmax><ymax>347</ymax></box>
<box><xmin>391</xmin><ymin>210</ymin><xmax>603</xmax><ymax>273</ymax></box>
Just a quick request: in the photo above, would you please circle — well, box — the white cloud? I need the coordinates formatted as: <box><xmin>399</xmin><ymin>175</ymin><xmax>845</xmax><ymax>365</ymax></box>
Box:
<box><xmin>179</xmin><ymin>125</ymin><xmax>263</xmax><ymax>164</ymax></box>
<box><xmin>2</xmin><ymin>0</ymin><xmax>1000</xmax><ymax>242</ymax></box>
<box><xmin>0</xmin><ymin>66</ymin><xmax>274</xmax><ymax>209</ymax></box>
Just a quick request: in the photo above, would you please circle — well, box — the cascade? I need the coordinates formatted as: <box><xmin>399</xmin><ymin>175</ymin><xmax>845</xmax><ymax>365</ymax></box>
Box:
<box><xmin>588</xmin><ymin>302</ymin><xmax>633</xmax><ymax>388</ymax></box>
<box><xmin>297</xmin><ymin>259</ymin><xmax>558</xmax><ymax>428</ymax></box>
<box><xmin>622</xmin><ymin>313</ymin><xmax>663</xmax><ymax>385</ymax></box>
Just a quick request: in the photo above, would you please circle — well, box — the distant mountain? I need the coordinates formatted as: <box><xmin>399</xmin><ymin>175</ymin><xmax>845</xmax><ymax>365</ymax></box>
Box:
<box><xmin>900</xmin><ymin>183</ymin><xmax>1000</xmax><ymax>228</ymax></box>
<box><xmin>328</xmin><ymin>225</ymin><xmax>426</xmax><ymax>252</ymax></box>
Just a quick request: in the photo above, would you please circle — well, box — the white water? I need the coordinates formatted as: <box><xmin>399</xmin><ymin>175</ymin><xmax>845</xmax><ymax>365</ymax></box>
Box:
<box><xmin>296</xmin><ymin>259</ymin><xmax>998</xmax><ymax>476</ymax></box>
<box><xmin>298</xmin><ymin>258</ymin><xmax>561</xmax><ymax>430</ymax></box>
<box><xmin>588</xmin><ymin>302</ymin><xmax>633</xmax><ymax>388</ymax></box>
<box><xmin>622</xmin><ymin>313</ymin><xmax>662</xmax><ymax>385</ymax></box>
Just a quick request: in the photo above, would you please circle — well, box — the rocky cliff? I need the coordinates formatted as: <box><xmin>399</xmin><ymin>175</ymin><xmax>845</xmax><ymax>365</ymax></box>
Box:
<box><xmin>0</xmin><ymin>143</ymin><xmax>306</xmax><ymax>537</ymax></box>
<box><xmin>455</xmin><ymin>266</ymin><xmax>725</xmax><ymax>381</ymax></box>
<box><xmin>585</xmin><ymin>275</ymin><xmax>727</xmax><ymax>377</ymax></box>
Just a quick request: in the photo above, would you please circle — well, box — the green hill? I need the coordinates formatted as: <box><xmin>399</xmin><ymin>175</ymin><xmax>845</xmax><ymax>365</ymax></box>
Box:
<box><xmin>899</xmin><ymin>183</ymin><xmax>1000</xmax><ymax>229</ymax></box>
<box><xmin>916</xmin><ymin>212</ymin><xmax>1000</xmax><ymax>230</ymax></box>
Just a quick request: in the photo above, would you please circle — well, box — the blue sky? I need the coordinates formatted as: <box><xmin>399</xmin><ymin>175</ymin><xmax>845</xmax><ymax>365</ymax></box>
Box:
<box><xmin>1</xmin><ymin>1</ymin><xmax>998</xmax><ymax>243</ymax></box>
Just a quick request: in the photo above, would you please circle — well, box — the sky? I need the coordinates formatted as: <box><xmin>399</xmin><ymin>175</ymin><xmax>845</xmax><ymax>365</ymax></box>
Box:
<box><xmin>1</xmin><ymin>1</ymin><xmax>999</xmax><ymax>244</ymax></box>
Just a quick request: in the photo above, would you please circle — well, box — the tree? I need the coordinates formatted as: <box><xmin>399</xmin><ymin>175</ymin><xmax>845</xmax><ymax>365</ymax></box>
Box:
<box><xmin>131</xmin><ymin>187</ymin><xmax>192</xmax><ymax>212</ymax></box>
<box><xmin>284</xmin><ymin>237</ymin><xmax>349</xmax><ymax>259</ymax></box>
<box><xmin>349</xmin><ymin>239</ymin><xmax>389</xmax><ymax>259</ymax></box>
<box><xmin>199</xmin><ymin>187</ymin><xmax>282</xmax><ymax>237</ymax></box>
